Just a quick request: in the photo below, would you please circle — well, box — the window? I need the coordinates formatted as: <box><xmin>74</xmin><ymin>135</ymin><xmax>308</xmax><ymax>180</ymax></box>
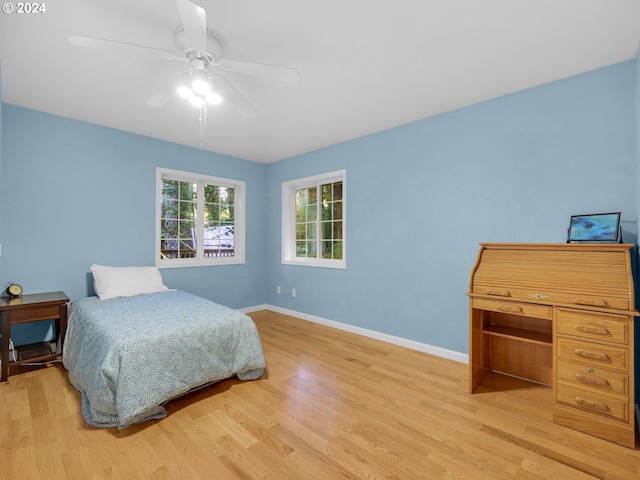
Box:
<box><xmin>282</xmin><ymin>170</ymin><xmax>346</xmax><ymax>269</ymax></box>
<box><xmin>156</xmin><ymin>167</ymin><xmax>245</xmax><ymax>268</ymax></box>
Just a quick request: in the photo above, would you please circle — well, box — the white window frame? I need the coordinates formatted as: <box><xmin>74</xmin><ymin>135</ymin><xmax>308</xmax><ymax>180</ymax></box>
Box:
<box><xmin>282</xmin><ymin>169</ymin><xmax>346</xmax><ymax>269</ymax></box>
<box><xmin>156</xmin><ymin>167</ymin><xmax>245</xmax><ymax>269</ymax></box>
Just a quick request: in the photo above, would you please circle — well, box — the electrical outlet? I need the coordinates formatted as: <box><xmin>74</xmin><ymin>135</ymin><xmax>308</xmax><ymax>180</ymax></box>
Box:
<box><xmin>277</xmin><ymin>286</ymin><xmax>281</xmax><ymax>294</ymax></box>
<box><xmin>292</xmin><ymin>288</ymin><xmax>296</xmax><ymax>297</ymax></box>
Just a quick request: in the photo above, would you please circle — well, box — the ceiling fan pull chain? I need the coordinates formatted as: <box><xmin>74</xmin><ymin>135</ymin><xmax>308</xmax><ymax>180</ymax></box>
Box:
<box><xmin>199</xmin><ymin>104</ymin><xmax>207</xmax><ymax>141</ymax></box>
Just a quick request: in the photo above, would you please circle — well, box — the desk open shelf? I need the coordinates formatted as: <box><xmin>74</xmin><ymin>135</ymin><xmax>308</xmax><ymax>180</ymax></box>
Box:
<box><xmin>474</xmin><ymin>305</ymin><xmax>554</xmax><ymax>385</ymax></box>
<box><xmin>482</xmin><ymin>324</ymin><xmax>553</xmax><ymax>346</ymax></box>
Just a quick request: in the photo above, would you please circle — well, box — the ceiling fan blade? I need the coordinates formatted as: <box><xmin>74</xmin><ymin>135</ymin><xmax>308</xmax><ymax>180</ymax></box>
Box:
<box><xmin>146</xmin><ymin>90</ymin><xmax>171</xmax><ymax>108</ymax></box>
<box><xmin>175</xmin><ymin>0</ymin><xmax>208</xmax><ymax>53</ymax></box>
<box><xmin>68</xmin><ymin>35</ymin><xmax>179</xmax><ymax>61</ymax></box>
<box><xmin>213</xmin><ymin>75</ymin><xmax>257</xmax><ymax>119</ymax></box>
<box><xmin>220</xmin><ymin>58</ymin><xmax>301</xmax><ymax>84</ymax></box>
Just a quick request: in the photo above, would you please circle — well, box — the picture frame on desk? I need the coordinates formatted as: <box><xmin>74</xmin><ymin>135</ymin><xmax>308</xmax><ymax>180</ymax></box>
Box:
<box><xmin>567</xmin><ymin>212</ymin><xmax>622</xmax><ymax>243</ymax></box>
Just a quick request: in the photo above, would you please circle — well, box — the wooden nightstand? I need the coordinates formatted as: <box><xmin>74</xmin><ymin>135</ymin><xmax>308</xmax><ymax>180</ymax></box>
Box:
<box><xmin>0</xmin><ymin>291</ymin><xmax>69</xmax><ymax>381</ymax></box>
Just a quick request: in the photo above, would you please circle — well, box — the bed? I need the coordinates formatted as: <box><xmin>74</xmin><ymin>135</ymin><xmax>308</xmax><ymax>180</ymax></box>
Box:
<box><xmin>63</xmin><ymin>278</ymin><xmax>266</xmax><ymax>429</ymax></box>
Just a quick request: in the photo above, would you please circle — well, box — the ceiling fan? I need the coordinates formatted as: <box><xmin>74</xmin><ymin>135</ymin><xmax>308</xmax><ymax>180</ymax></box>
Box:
<box><xmin>68</xmin><ymin>0</ymin><xmax>301</xmax><ymax>120</ymax></box>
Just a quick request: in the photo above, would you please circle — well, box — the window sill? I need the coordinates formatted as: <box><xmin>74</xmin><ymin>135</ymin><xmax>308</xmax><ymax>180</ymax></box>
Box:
<box><xmin>282</xmin><ymin>258</ymin><xmax>346</xmax><ymax>269</ymax></box>
<box><xmin>157</xmin><ymin>257</ymin><xmax>245</xmax><ymax>269</ymax></box>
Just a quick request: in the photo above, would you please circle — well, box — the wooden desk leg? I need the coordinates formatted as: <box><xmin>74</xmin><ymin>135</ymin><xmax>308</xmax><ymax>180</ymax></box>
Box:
<box><xmin>1</xmin><ymin>312</ymin><xmax>10</xmax><ymax>382</ymax></box>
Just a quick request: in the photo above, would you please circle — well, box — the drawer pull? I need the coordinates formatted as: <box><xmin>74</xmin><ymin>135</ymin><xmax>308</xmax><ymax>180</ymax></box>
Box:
<box><xmin>575</xmin><ymin>397</ymin><xmax>610</xmax><ymax>412</ymax></box>
<box><xmin>486</xmin><ymin>289</ymin><xmax>510</xmax><ymax>297</ymax></box>
<box><xmin>574</xmin><ymin>325</ymin><xmax>610</xmax><ymax>335</ymax></box>
<box><xmin>574</xmin><ymin>373</ymin><xmax>610</xmax><ymax>387</ymax></box>
<box><xmin>573</xmin><ymin>298</ymin><xmax>608</xmax><ymax>307</ymax></box>
<box><xmin>574</xmin><ymin>349</ymin><xmax>609</xmax><ymax>361</ymax></box>
<box><xmin>497</xmin><ymin>305</ymin><xmax>523</xmax><ymax>313</ymax></box>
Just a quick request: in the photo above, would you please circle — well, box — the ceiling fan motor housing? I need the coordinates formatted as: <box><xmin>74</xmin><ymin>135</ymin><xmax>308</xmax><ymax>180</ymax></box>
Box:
<box><xmin>175</xmin><ymin>26</ymin><xmax>223</xmax><ymax>65</ymax></box>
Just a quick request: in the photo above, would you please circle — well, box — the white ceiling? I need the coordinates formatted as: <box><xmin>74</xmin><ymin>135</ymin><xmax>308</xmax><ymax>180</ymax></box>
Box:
<box><xmin>1</xmin><ymin>0</ymin><xmax>640</xmax><ymax>164</ymax></box>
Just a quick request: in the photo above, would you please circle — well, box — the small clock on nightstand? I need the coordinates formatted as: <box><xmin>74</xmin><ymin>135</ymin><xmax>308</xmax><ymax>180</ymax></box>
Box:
<box><xmin>5</xmin><ymin>282</ymin><xmax>23</xmax><ymax>298</ymax></box>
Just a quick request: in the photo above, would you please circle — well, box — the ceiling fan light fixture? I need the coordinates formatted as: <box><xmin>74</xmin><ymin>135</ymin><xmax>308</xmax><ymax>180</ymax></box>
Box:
<box><xmin>188</xmin><ymin>95</ymin><xmax>206</xmax><ymax>107</ymax></box>
<box><xmin>177</xmin><ymin>85</ymin><xmax>194</xmax><ymax>99</ymax></box>
<box><xmin>192</xmin><ymin>69</ymin><xmax>211</xmax><ymax>95</ymax></box>
<box><xmin>206</xmin><ymin>92</ymin><xmax>223</xmax><ymax>105</ymax></box>
<box><xmin>192</xmin><ymin>79</ymin><xmax>211</xmax><ymax>95</ymax></box>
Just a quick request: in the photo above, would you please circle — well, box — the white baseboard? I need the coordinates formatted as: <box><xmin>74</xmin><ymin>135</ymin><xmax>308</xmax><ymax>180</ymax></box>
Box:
<box><xmin>243</xmin><ymin>304</ymin><xmax>468</xmax><ymax>365</ymax></box>
<box><xmin>239</xmin><ymin>304</ymin><xmax>270</xmax><ymax>314</ymax></box>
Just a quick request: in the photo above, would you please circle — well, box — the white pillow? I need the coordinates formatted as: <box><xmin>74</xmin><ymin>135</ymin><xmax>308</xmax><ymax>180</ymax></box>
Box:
<box><xmin>91</xmin><ymin>264</ymin><xmax>171</xmax><ymax>300</ymax></box>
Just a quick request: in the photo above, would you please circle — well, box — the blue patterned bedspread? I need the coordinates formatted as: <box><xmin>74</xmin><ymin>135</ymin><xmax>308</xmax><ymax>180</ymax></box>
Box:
<box><xmin>62</xmin><ymin>290</ymin><xmax>265</xmax><ymax>428</ymax></box>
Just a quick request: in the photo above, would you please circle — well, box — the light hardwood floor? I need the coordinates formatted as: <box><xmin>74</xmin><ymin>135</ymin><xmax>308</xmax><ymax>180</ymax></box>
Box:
<box><xmin>1</xmin><ymin>310</ymin><xmax>639</xmax><ymax>479</ymax></box>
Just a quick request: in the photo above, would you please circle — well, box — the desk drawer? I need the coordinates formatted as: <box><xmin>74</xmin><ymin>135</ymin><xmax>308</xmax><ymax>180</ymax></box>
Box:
<box><xmin>472</xmin><ymin>298</ymin><xmax>552</xmax><ymax>320</ymax></box>
<box><xmin>556</xmin><ymin>308</ymin><xmax>629</xmax><ymax>345</ymax></box>
<box><xmin>556</xmin><ymin>359</ymin><xmax>628</xmax><ymax>396</ymax></box>
<box><xmin>556</xmin><ymin>337</ymin><xmax>628</xmax><ymax>371</ymax></box>
<box><xmin>556</xmin><ymin>384</ymin><xmax>628</xmax><ymax>422</ymax></box>
<box><xmin>472</xmin><ymin>285</ymin><xmax>630</xmax><ymax>310</ymax></box>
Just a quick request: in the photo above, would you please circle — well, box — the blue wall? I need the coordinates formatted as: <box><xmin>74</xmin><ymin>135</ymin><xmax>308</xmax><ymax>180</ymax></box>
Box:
<box><xmin>266</xmin><ymin>60</ymin><xmax>638</xmax><ymax>354</ymax></box>
<box><xmin>0</xmin><ymin>59</ymin><xmax>3</xmax><ymax>229</ymax></box>
<box><xmin>0</xmin><ymin>60</ymin><xmax>638</xmax><ymax>354</ymax></box>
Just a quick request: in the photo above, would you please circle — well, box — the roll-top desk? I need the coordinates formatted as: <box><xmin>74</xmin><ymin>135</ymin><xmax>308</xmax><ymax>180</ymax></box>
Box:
<box><xmin>468</xmin><ymin>243</ymin><xmax>637</xmax><ymax>448</ymax></box>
